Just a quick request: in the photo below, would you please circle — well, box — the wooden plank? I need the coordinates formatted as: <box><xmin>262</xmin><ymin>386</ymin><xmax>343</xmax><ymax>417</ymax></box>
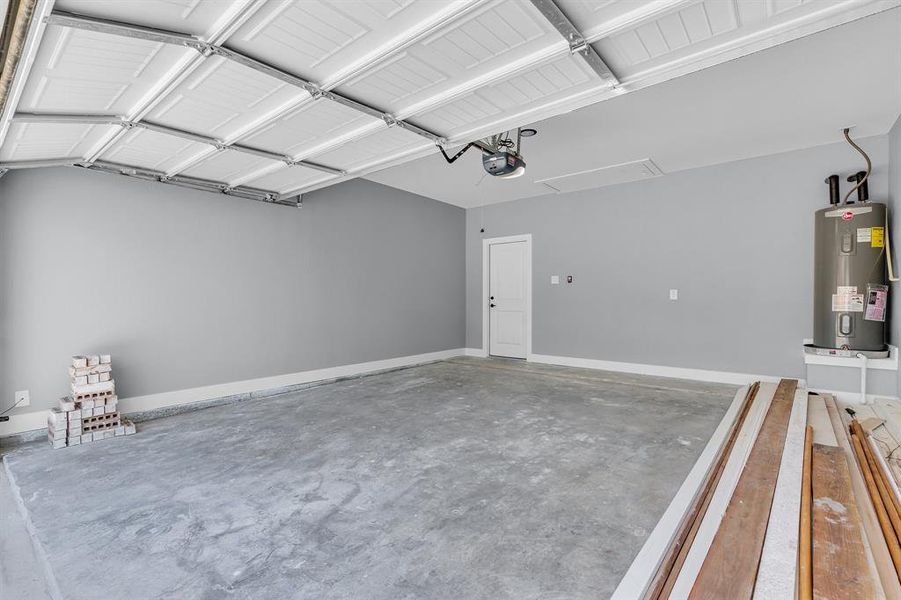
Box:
<box><xmin>809</xmin><ymin>394</ymin><xmax>838</xmax><ymax>446</ymax></box>
<box><xmin>667</xmin><ymin>383</ymin><xmax>779</xmax><ymax>597</ymax></box>
<box><xmin>852</xmin><ymin>420</ymin><xmax>901</xmax><ymax>541</ymax></box>
<box><xmin>812</xmin><ymin>443</ymin><xmax>876</xmax><ymax>598</ymax></box>
<box><xmin>800</xmin><ymin>425</ymin><xmax>814</xmax><ymax>600</ymax></box>
<box><xmin>688</xmin><ymin>378</ymin><xmax>798</xmax><ymax>600</ymax></box>
<box><xmin>850</xmin><ymin>433</ymin><xmax>901</xmax><ymax>575</ymax></box>
<box><xmin>870</xmin><ymin>436</ymin><xmax>901</xmax><ymax>512</ymax></box>
<box><xmin>828</xmin><ymin>396</ymin><xmax>898</xmax><ymax>598</ymax></box>
<box><xmin>754</xmin><ymin>388</ymin><xmax>809</xmax><ymax>600</ymax></box>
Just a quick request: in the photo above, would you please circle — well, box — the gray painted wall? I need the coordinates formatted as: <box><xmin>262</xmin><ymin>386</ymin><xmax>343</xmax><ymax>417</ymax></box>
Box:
<box><xmin>0</xmin><ymin>169</ymin><xmax>465</xmax><ymax>415</ymax></box>
<box><xmin>465</xmin><ymin>136</ymin><xmax>895</xmax><ymax>394</ymax></box>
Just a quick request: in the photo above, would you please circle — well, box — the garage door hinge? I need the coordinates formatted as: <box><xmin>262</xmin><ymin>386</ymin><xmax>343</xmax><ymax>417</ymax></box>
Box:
<box><xmin>188</xmin><ymin>40</ymin><xmax>216</xmax><ymax>55</ymax></box>
<box><xmin>569</xmin><ymin>34</ymin><xmax>588</xmax><ymax>55</ymax></box>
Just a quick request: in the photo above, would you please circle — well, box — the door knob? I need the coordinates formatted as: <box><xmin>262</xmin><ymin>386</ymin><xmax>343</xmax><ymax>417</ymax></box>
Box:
<box><xmin>490</xmin><ymin>303</ymin><xmax>496</xmax><ymax>308</ymax></box>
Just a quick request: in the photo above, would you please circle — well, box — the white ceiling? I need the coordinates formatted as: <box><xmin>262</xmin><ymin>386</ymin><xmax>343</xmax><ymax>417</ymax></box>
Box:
<box><xmin>370</xmin><ymin>6</ymin><xmax>901</xmax><ymax>208</ymax></box>
<box><xmin>0</xmin><ymin>0</ymin><xmax>898</xmax><ymax>206</ymax></box>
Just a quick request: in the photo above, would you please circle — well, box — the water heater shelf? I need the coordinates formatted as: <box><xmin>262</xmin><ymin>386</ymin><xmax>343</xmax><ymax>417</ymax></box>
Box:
<box><xmin>803</xmin><ymin>343</ymin><xmax>896</xmax><ymax>368</ymax></box>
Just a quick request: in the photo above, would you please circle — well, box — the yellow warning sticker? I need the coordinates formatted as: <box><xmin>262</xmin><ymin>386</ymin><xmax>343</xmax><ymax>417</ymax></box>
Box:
<box><xmin>872</xmin><ymin>227</ymin><xmax>885</xmax><ymax>248</ymax></box>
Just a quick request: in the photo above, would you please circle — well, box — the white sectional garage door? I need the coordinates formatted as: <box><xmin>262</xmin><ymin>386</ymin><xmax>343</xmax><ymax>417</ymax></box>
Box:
<box><xmin>0</xmin><ymin>0</ymin><xmax>896</xmax><ymax>205</ymax></box>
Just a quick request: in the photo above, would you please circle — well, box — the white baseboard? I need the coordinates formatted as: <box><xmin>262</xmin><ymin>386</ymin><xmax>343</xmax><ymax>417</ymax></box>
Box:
<box><xmin>0</xmin><ymin>348</ymin><xmax>465</xmax><ymax>437</ymax></box>
<box><xmin>810</xmin><ymin>388</ymin><xmax>899</xmax><ymax>405</ymax></box>
<box><xmin>528</xmin><ymin>353</ymin><xmax>794</xmax><ymax>386</ymax></box>
<box><xmin>464</xmin><ymin>347</ymin><xmax>488</xmax><ymax>358</ymax></box>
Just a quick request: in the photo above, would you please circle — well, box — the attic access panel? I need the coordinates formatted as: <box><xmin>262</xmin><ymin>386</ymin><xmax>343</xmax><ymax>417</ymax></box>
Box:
<box><xmin>535</xmin><ymin>158</ymin><xmax>663</xmax><ymax>193</ymax></box>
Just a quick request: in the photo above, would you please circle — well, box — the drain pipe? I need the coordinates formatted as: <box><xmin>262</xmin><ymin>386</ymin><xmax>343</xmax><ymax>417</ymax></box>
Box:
<box><xmin>857</xmin><ymin>353</ymin><xmax>869</xmax><ymax>404</ymax></box>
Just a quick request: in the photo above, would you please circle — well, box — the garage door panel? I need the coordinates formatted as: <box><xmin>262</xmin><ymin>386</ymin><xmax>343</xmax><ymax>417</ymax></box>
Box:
<box><xmin>147</xmin><ymin>56</ymin><xmax>309</xmax><ymax>141</ymax></box>
<box><xmin>180</xmin><ymin>149</ymin><xmax>283</xmax><ymax>185</ymax></box>
<box><xmin>414</xmin><ymin>54</ymin><xmax>603</xmax><ymax>136</ymax></box>
<box><xmin>55</xmin><ymin>0</ymin><xmax>247</xmax><ymax>38</ymax></box>
<box><xmin>589</xmin><ymin>0</ymin><xmax>826</xmax><ymax>79</ymax></box>
<box><xmin>100</xmin><ymin>127</ymin><xmax>210</xmax><ymax>173</ymax></box>
<box><xmin>241</xmin><ymin>97</ymin><xmax>381</xmax><ymax>159</ymax></box>
<box><xmin>307</xmin><ymin>126</ymin><xmax>431</xmax><ymax>172</ymax></box>
<box><xmin>228</xmin><ymin>0</ymin><xmax>475</xmax><ymax>87</ymax></box>
<box><xmin>18</xmin><ymin>26</ymin><xmax>193</xmax><ymax>115</ymax></box>
<box><xmin>336</xmin><ymin>0</ymin><xmax>564</xmax><ymax>115</ymax></box>
<box><xmin>244</xmin><ymin>164</ymin><xmax>338</xmax><ymax>194</ymax></box>
<box><xmin>0</xmin><ymin>122</ymin><xmax>115</xmax><ymax>161</ymax></box>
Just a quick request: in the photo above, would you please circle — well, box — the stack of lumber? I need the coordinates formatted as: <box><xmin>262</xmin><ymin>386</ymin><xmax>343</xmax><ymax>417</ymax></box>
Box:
<box><xmin>613</xmin><ymin>380</ymin><xmax>901</xmax><ymax>599</ymax></box>
<box><xmin>799</xmin><ymin>395</ymin><xmax>890</xmax><ymax>599</ymax></box>
<box><xmin>47</xmin><ymin>354</ymin><xmax>135</xmax><ymax>449</ymax></box>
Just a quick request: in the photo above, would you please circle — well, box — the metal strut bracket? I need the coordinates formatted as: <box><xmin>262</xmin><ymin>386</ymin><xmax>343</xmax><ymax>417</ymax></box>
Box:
<box><xmin>528</xmin><ymin>0</ymin><xmax>620</xmax><ymax>85</ymax></box>
<box><xmin>568</xmin><ymin>34</ymin><xmax>589</xmax><ymax>55</ymax></box>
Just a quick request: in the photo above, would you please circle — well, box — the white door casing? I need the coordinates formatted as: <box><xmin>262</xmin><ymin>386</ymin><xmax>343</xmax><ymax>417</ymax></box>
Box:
<box><xmin>482</xmin><ymin>235</ymin><xmax>531</xmax><ymax>359</ymax></box>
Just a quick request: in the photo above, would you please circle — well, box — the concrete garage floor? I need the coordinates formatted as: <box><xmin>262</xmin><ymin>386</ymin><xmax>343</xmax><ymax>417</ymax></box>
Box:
<box><xmin>2</xmin><ymin>358</ymin><xmax>737</xmax><ymax>600</ymax></box>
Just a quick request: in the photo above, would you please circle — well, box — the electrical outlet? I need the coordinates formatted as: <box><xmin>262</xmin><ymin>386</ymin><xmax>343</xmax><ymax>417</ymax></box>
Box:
<box><xmin>15</xmin><ymin>390</ymin><xmax>30</xmax><ymax>408</ymax></box>
<box><xmin>669</xmin><ymin>289</ymin><xmax>679</xmax><ymax>301</ymax></box>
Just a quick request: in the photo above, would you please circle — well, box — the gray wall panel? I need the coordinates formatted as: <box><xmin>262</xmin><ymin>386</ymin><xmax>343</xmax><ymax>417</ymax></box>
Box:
<box><xmin>0</xmin><ymin>169</ymin><xmax>465</xmax><ymax>415</ymax></box>
<box><xmin>465</xmin><ymin>136</ymin><xmax>893</xmax><ymax>394</ymax></box>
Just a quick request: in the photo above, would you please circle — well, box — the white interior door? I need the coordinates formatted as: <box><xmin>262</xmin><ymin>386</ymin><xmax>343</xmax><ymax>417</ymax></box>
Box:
<box><xmin>489</xmin><ymin>240</ymin><xmax>528</xmax><ymax>359</ymax></box>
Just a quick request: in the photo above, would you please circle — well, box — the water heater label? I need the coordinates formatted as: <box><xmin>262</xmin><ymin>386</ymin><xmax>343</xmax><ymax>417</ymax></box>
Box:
<box><xmin>871</xmin><ymin>227</ymin><xmax>885</xmax><ymax>248</ymax></box>
<box><xmin>865</xmin><ymin>284</ymin><xmax>888</xmax><ymax>322</ymax></box>
<box><xmin>857</xmin><ymin>227</ymin><xmax>871</xmax><ymax>243</ymax></box>
<box><xmin>832</xmin><ymin>293</ymin><xmax>864</xmax><ymax>312</ymax></box>
<box><xmin>842</xmin><ymin>211</ymin><xmax>854</xmax><ymax>221</ymax></box>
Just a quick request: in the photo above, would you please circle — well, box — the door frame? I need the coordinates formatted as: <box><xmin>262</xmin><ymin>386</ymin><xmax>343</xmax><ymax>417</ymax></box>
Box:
<box><xmin>482</xmin><ymin>234</ymin><xmax>532</xmax><ymax>360</ymax></box>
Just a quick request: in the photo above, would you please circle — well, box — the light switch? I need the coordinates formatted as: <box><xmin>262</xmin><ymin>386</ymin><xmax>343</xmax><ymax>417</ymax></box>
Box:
<box><xmin>669</xmin><ymin>289</ymin><xmax>678</xmax><ymax>300</ymax></box>
<box><xmin>551</xmin><ymin>275</ymin><xmax>559</xmax><ymax>285</ymax></box>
